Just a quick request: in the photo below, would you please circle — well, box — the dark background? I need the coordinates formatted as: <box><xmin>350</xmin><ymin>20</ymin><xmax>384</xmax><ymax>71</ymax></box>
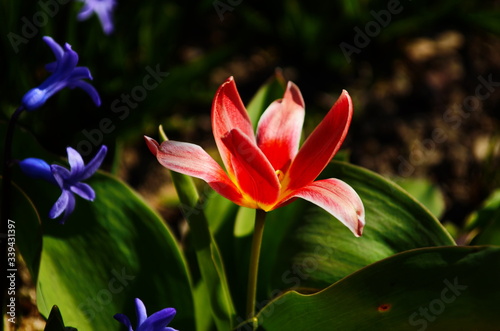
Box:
<box><xmin>2</xmin><ymin>0</ymin><xmax>500</xmax><ymax>234</ymax></box>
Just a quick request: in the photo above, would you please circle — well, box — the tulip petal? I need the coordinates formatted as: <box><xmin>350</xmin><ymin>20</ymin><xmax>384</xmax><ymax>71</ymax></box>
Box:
<box><xmin>285</xmin><ymin>90</ymin><xmax>353</xmax><ymax>190</ymax></box>
<box><xmin>144</xmin><ymin>136</ymin><xmax>244</xmax><ymax>206</ymax></box>
<box><xmin>221</xmin><ymin>129</ymin><xmax>280</xmax><ymax>210</ymax></box>
<box><xmin>211</xmin><ymin>77</ymin><xmax>255</xmax><ymax>178</ymax></box>
<box><xmin>256</xmin><ymin>81</ymin><xmax>305</xmax><ymax>172</ymax></box>
<box><xmin>290</xmin><ymin>178</ymin><xmax>365</xmax><ymax>237</ymax></box>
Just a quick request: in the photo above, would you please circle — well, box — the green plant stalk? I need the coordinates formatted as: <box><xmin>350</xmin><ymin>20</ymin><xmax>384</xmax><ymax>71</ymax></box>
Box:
<box><xmin>159</xmin><ymin>126</ymin><xmax>236</xmax><ymax>330</ymax></box>
<box><xmin>246</xmin><ymin>209</ymin><xmax>267</xmax><ymax>328</ymax></box>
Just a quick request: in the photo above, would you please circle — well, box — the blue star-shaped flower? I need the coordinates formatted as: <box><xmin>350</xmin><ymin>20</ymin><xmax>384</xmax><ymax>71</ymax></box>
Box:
<box><xmin>21</xmin><ymin>36</ymin><xmax>100</xmax><ymax>111</ymax></box>
<box><xmin>114</xmin><ymin>298</ymin><xmax>178</xmax><ymax>331</ymax></box>
<box><xmin>18</xmin><ymin>145</ymin><xmax>107</xmax><ymax>223</ymax></box>
<box><xmin>76</xmin><ymin>0</ymin><xmax>117</xmax><ymax>35</ymax></box>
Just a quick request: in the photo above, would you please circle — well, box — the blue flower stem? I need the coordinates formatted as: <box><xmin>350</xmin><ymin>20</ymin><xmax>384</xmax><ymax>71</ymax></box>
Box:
<box><xmin>246</xmin><ymin>209</ymin><xmax>267</xmax><ymax>329</ymax></box>
<box><xmin>1</xmin><ymin>106</ymin><xmax>24</xmax><ymax>330</ymax></box>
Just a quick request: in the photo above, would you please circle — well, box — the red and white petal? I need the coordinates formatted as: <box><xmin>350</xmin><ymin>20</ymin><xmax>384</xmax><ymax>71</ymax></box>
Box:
<box><xmin>256</xmin><ymin>81</ymin><xmax>305</xmax><ymax>172</ymax></box>
<box><xmin>144</xmin><ymin>136</ymin><xmax>244</xmax><ymax>205</ymax></box>
<box><xmin>285</xmin><ymin>90</ymin><xmax>353</xmax><ymax>191</ymax></box>
<box><xmin>212</xmin><ymin>77</ymin><xmax>255</xmax><ymax>177</ymax></box>
<box><xmin>289</xmin><ymin>178</ymin><xmax>365</xmax><ymax>237</ymax></box>
<box><xmin>221</xmin><ymin>129</ymin><xmax>280</xmax><ymax>210</ymax></box>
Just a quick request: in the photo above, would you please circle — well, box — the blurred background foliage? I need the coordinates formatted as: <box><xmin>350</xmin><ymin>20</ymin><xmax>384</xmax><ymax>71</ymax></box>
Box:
<box><xmin>1</xmin><ymin>0</ymin><xmax>500</xmax><ymax>233</ymax></box>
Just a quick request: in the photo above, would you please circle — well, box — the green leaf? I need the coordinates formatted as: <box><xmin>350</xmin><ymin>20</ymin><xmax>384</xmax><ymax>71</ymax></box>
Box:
<box><xmin>169</xmin><ymin>170</ymin><xmax>237</xmax><ymax>330</ymax></box>
<box><xmin>257</xmin><ymin>246</ymin><xmax>500</xmax><ymax>330</ymax></box>
<box><xmin>468</xmin><ymin>189</ymin><xmax>500</xmax><ymax>245</ymax></box>
<box><xmin>192</xmin><ymin>280</ymin><xmax>215</xmax><ymax>331</ymax></box>
<box><xmin>391</xmin><ymin>177</ymin><xmax>446</xmax><ymax>219</ymax></box>
<box><xmin>35</xmin><ymin>172</ymin><xmax>195</xmax><ymax>331</ymax></box>
<box><xmin>258</xmin><ymin>161</ymin><xmax>455</xmax><ymax>298</ymax></box>
<box><xmin>3</xmin><ymin>123</ymin><xmax>194</xmax><ymax>330</ymax></box>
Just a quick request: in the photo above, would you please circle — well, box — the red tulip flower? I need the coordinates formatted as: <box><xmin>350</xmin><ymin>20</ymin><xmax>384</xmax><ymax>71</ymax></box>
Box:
<box><xmin>145</xmin><ymin>77</ymin><xmax>365</xmax><ymax>236</ymax></box>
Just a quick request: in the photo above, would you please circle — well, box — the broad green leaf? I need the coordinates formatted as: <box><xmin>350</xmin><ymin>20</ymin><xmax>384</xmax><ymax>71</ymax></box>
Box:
<box><xmin>3</xmin><ymin>123</ymin><xmax>195</xmax><ymax>330</ymax></box>
<box><xmin>245</xmin><ymin>71</ymin><xmax>286</xmax><ymax>129</ymax></box>
<box><xmin>391</xmin><ymin>177</ymin><xmax>446</xmax><ymax>219</ymax></box>
<box><xmin>257</xmin><ymin>246</ymin><xmax>500</xmax><ymax>330</ymax></box>
<box><xmin>468</xmin><ymin>189</ymin><xmax>500</xmax><ymax>245</ymax></box>
<box><xmin>258</xmin><ymin>161</ymin><xmax>455</xmax><ymax>300</ymax></box>
<box><xmin>35</xmin><ymin>172</ymin><xmax>195</xmax><ymax>331</ymax></box>
<box><xmin>192</xmin><ymin>280</ymin><xmax>214</xmax><ymax>331</ymax></box>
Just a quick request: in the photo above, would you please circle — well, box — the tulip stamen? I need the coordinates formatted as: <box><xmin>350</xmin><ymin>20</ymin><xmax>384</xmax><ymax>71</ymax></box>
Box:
<box><xmin>275</xmin><ymin>169</ymin><xmax>284</xmax><ymax>182</ymax></box>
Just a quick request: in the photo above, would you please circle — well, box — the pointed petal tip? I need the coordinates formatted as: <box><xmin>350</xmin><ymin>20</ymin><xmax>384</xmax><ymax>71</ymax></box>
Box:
<box><xmin>218</xmin><ymin>76</ymin><xmax>236</xmax><ymax>91</ymax></box>
<box><xmin>354</xmin><ymin>216</ymin><xmax>365</xmax><ymax>237</ymax></box>
<box><xmin>339</xmin><ymin>89</ymin><xmax>353</xmax><ymax>110</ymax></box>
<box><xmin>98</xmin><ymin>144</ymin><xmax>108</xmax><ymax>154</ymax></box>
<box><xmin>144</xmin><ymin>136</ymin><xmax>159</xmax><ymax>156</ymax></box>
<box><xmin>290</xmin><ymin>179</ymin><xmax>365</xmax><ymax>238</ymax></box>
<box><xmin>284</xmin><ymin>80</ymin><xmax>305</xmax><ymax>108</ymax></box>
<box><xmin>354</xmin><ymin>205</ymin><xmax>366</xmax><ymax>237</ymax></box>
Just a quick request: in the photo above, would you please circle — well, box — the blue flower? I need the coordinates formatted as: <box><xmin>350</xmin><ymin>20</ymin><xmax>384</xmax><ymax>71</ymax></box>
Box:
<box><xmin>18</xmin><ymin>145</ymin><xmax>107</xmax><ymax>223</ymax></box>
<box><xmin>76</xmin><ymin>0</ymin><xmax>117</xmax><ymax>35</ymax></box>
<box><xmin>114</xmin><ymin>298</ymin><xmax>178</xmax><ymax>331</ymax></box>
<box><xmin>21</xmin><ymin>36</ymin><xmax>100</xmax><ymax>111</ymax></box>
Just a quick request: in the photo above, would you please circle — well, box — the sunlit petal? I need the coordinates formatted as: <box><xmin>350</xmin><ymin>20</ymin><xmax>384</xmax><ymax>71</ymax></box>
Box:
<box><xmin>221</xmin><ymin>129</ymin><xmax>280</xmax><ymax>209</ymax></box>
<box><xmin>289</xmin><ymin>178</ymin><xmax>365</xmax><ymax>237</ymax></box>
<box><xmin>256</xmin><ymin>81</ymin><xmax>305</xmax><ymax>172</ymax></box>
<box><xmin>285</xmin><ymin>90</ymin><xmax>352</xmax><ymax>190</ymax></box>
<box><xmin>145</xmin><ymin>136</ymin><xmax>244</xmax><ymax>205</ymax></box>
<box><xmin>211</xmin><ymin>76</ymin><xmax>255</xmax><ymax>178</ymax></box>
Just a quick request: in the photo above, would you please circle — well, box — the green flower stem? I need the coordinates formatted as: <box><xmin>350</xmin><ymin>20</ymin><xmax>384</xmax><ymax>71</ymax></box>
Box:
<box><xmin>246</xmin><ymin>208</ymin><xmax>267</xmax><ymax>328</ymax></box>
